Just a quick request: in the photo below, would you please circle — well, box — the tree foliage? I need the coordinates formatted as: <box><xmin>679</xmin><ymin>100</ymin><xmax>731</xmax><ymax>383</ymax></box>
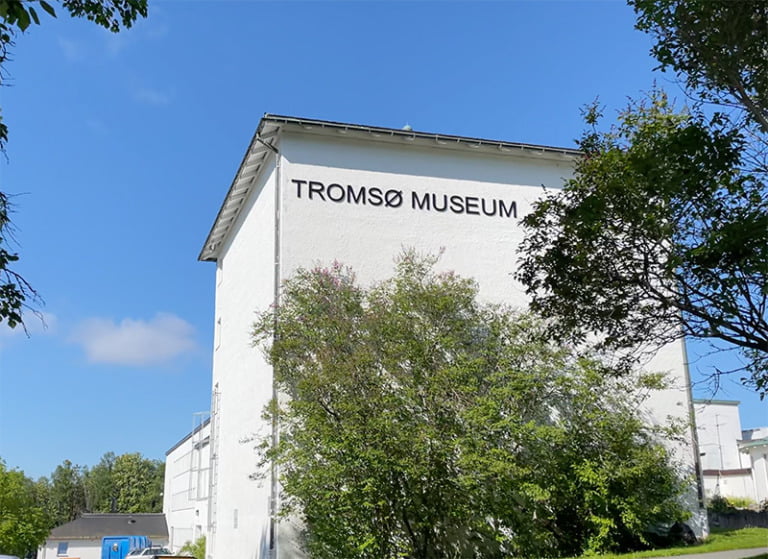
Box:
<box><xmin>110</xmin><ymin>453</ymin><xmax>164</xmax><ymax>514</ymax></box>
<box><xmin>630</xmin><ymin>0</ymin><xmax>767</xmax><ymax>133</ymax></box>
<box><xmin>49</xmin><ymin>459</ymin><xmax>88</xmax><ymax>526</ymax></box>
<box><xmin>253</xmin><ymin>254</ymin><xmax>689</xmax><ymax>559</ymax></box>
<box><xmin>0</xmin><ymin>0</ymin><xmax>147</xmax><ymax>328</ymax></box>
<box><xmin>0</xmin><ymin>460</ymin><xmax>50</xmax><ymax>557</ymax></box>
<box><xmin>0</xmin><ymin>193</ymin><xmax>34</xmax><ymax>329</ymax></box>
<box><xmin>31</xmin><ymin>452</ymin><xmax>163</xmax><ymax>529</ymax></box>
<box><xmin>519</xmin><ymin>0</ymin><xmax>768</xmax><ymax>397</ymax></box>
<box><xmin>179</xmin><ymin>536</ymin><xmax>206</xmax><ymax>559</ymax></box>
<box><xmin>85</xmin><ymin>452</ymin><xmax>117</xmax><ymax>513</ymax></box>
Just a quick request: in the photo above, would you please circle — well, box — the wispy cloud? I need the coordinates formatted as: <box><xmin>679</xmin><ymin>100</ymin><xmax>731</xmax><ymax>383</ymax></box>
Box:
<box><xmin>57</xmin><ymin>37</ymin><xmax>84</xmax><ymax>62</ymax></box>
<box><xmin>134</xmin><ymin>87</ymin><xmax>171</xmax><ymax>106</ymax></box>
<box><xmin>71</xmin><ymin>312</ymin><xmax>196</xmax><ymax>367</ymax></box>
<box><xmin>104</xmin><ymin>31</ymin><xmax>132</xmax><ymax>57</ymax></box>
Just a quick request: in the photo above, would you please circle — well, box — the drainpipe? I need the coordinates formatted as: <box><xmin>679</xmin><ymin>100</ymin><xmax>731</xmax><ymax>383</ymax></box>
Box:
<box><xmin>257</xmin><ymin>135</ymin><xmax>281</xmax><ymax>558</ymax></box>
<box><xmin>682</xmin><ymin>336</ymin><xmax>707</xmax><ymax>534</ymax></box>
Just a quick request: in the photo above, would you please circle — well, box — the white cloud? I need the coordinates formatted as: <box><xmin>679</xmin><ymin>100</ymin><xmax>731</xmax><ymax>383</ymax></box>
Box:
<box><xmin>71</xmin><ymin>312</ymin><xmax>196</xmax><ymax>366</ymax></box>
<box><xmin>134</xmin><ymin>87</ymin><xmax>171</xmax><ymax>106</ymax></box>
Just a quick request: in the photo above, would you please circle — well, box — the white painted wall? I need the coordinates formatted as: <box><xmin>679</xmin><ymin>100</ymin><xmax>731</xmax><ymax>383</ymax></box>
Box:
<box><xmin>163</xmin><ymin>420</ymin><xmax>210</xmax><ymax>553</ymax></box>
<box><xmin>39</xmin><ymin>540</ymin><xmax>100</xmax><ymax>559</ymax></box>
<box><xmin>207</xmin><ymin>159</ymin><xmax>277</xmax><ymax>559</ymax></box>
<box><xmin>206</xmin><ymin>126</ymin><xmax>704</xmax><ymax>559</ymax></box>
<box><xmin>695</xmin><ymin>401</ymin><xmax>747</xmax><ymax>472</ymax></box>
<box><xmin>692</xmin><ymin>400</ymin><xmax>768</xmax><ymax>503</ymax></box>
<box><xmin>750</xmin><ymin>449</ymin><xmax>768</xmax><ymax>502</ymax></box>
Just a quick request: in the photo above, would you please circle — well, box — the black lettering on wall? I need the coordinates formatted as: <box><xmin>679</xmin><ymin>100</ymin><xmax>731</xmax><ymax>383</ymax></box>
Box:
<box><xmin>450</xmin><ymin>195</ymin><xmax>465</xmax><ymax>214</ymax></box>
<box><xmin>412</xmin><ymin>192</ymin><xmax>430</xmax><ymax>210</ymax></box>
<box><xmin>368</xmin><ymin>187</ymin><xmax>383</xmax><ymax>206</ymax></box>
<box><xmin>432</xmin><ymin>194</ymin><xmax>448</xmax><ymax>212</ymax></box>
<box><xmin>465</xmin><ymin>196</ymin><xmax>479</xmax><ymax>215</ymax></box>
<box><xmin>347</xmin><ymin>185</ymin><xmax>366</xmax><ymax>205</ymax></box>
<box><xmin>290</xmin><ymin>178</ymin><xmax>518</xmax><ymax>220</ymax></box>
<box><xmin>498</xmin><ymin>200</ymin><xmax>517</xmax><ymax>218</ymax></box>
<box><xmin>292</xmin><ymin>179</ymin><xmax>307</xmax><ymax>198</ymax></box>
<box><xmin>481</xmin><ymin>198</ymin><xmax>497</xmax><ymax>217</ymax></box>
<box><xmin>327</xmin><ymin>183</ymin><xmax>345</xmax><ymax>202</ymax></box>
<box><xmin>308</xmin><ymin>181</ymin><xmax>326</xmax><ymax>201</ymax></box>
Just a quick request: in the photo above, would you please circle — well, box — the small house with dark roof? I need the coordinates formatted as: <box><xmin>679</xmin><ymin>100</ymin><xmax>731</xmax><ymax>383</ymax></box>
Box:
<box><xmin>38</xmin><ymin>514</ymin><xmax>168</xmax><ymax>559</ymax></box>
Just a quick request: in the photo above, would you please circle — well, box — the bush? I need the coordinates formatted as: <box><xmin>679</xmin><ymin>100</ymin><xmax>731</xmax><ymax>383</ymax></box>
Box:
<box><xmin>707</xmin><ymin>495</ymin><xmax>756</xmax><ymax>512</ymax></box>
<box><xmin>254</xmin><ymin>253</ymin><xmax>690</xmax><ymax>558</ymax></box>
<box><xmin>178</xmin><ymin>536</ymin><xmax>205</xmax><ymax>559</ymax></box>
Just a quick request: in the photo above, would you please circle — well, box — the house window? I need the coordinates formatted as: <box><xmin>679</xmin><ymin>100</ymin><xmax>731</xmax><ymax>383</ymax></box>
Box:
<box><xmin>57</xmin><ymin>542</ymin><xmax>68</xmax><ymax>556</ymax></box>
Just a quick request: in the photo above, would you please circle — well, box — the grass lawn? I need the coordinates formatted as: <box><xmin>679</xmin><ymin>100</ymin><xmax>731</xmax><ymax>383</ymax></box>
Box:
<box><xmin>593</xmin><ymin>527</ymin><xmax>768</xmax><ymax>559</ymax></box>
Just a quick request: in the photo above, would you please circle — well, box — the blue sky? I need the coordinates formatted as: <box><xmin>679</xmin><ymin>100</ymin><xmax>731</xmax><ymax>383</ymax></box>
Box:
<box><xmin>0</xmin><ymin>0</ymin><xmax>763</xmax><ymax>480</ymax></box>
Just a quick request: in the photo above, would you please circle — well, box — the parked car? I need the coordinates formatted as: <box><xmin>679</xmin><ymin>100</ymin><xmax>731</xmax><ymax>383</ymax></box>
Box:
<box><xmin>126</xmin><ymin>547</ymin><xmax>171</xmax><ymax>559</ymax></box>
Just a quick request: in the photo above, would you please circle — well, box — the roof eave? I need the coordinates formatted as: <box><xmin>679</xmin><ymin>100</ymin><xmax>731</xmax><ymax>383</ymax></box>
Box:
<box><xmin>198</xmin><ymin>114</ymin><xmax>582</xmax><ymax>263</ymax></box>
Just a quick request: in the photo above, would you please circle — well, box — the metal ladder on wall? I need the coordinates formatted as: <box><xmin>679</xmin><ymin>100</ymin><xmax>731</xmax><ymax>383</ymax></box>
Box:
<box><xmin>207</xmin><ymin>384</ymin><xmax>221</xmax><ymax>548</ymax></box>
<box><xmin>189</xmin><ymin>411</ymin><xmax>210</xmax><ymax>501</ymax></box>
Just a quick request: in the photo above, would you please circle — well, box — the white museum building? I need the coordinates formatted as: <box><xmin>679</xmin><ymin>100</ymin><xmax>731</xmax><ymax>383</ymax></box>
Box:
<box><xmin>182</xmin><ymin>115</ymin><xmax>706</xmax><ymax>559</ymax></box>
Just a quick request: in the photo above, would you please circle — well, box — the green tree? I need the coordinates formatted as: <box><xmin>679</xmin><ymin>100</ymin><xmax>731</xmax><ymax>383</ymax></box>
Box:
<box><xmin>0</xmin><ymin>460</ymin><xmax>50</xmax><ymax>557</ymax></box>
<box><xmin>84</xmin><ymin>452</ymin><xmax>117</xmax><ymax>512</ymax></box>
<box><xmin>630</xmin><ymin>0</ymin><xmax>767</xmax><ymax>133</ymax></box>
<box><xmin>253</xmin><ymin>253</ymin><xmax>688</xmax><ymax>558</ymax></box>
<box><xmin>0</xmin><ymin>0</ymin><xmax>147</xmax><ymax>329</ymax></box>
<box><xmin>49</xmin><ymin>459</ymin><xmax>87</xmax><ymax>526</ymax></box>
<box><xmin>111</xmin><ymin>453</ymin><xmax>163</xmax><ymax>513</ymax></box>
<box><xmin>518</xmin><ymin>0</ymin><xmax>767</xmax><ymax>397</ymax></box>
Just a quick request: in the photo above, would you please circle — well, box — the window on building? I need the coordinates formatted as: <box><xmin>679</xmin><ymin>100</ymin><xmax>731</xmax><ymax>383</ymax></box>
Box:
<box><xmin>57</xmin><ymin>542</ymin><xmax>69</xmax><ymax>556</ymax></box>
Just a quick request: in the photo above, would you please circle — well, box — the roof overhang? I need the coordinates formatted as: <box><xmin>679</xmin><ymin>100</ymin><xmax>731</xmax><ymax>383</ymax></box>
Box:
<box><xmin>198</xmin><ymin>114</ymin><xmax>582</xmax><ymax>262</ymax></box>
<box><xmin>739</xmin><ymin>437</ymin><xmax>768</xmax><ymax>451</ymax></box>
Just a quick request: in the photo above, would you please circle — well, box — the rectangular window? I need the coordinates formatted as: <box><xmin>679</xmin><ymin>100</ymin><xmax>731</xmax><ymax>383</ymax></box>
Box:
<box><xmin>57</xmin><ymin>542</ymin><xmax>68</xmax><ymax>556</ymax></box>
<box><xmin>233</xmin><ymin>508</ymin><xmax>238</xmax><ymax>529</ymax></box>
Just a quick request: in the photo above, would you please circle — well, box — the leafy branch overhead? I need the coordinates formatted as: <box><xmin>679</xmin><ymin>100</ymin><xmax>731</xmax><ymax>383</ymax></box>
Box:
<box><xmin>518</xmin><ymin>0</ymin><xmax>768</xmax><ymax>397</ymax></box>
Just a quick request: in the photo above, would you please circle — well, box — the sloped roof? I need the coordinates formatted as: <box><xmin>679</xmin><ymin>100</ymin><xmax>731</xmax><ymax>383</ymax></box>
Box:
<box><xmin>693</xmin><ymin>398</ymin><xmax>740</xmax><ymax>406</ymax></box>
<box><xmin>198</xmin><ymin>114</ymin><xmax>581</xmax><ymax>263</ymax></box>
<box><xmin>166</xmin><ymin>416</ymin><xmax>211</xmax><ymax>456</ymax></box>
<box><xmin>48</xmin><ymin>514</ymin><xmax>168</xmax><ymax>540</ymax></box>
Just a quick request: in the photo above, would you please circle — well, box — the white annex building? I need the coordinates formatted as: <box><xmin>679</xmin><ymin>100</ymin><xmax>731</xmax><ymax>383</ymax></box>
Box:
<box><xmin>693</xmin><ymin>399</ymin><xmax>768</xmax><ymax>503</ymax></box>
<box><xmin>194</xmin><ymin>115</ymin><xmax>706</xmax><ymax>559</ymax></box>
<box><xmin>163</xmin><ymin>415</ymin><xmax>211</xmax><ymax>553</ymax></box>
